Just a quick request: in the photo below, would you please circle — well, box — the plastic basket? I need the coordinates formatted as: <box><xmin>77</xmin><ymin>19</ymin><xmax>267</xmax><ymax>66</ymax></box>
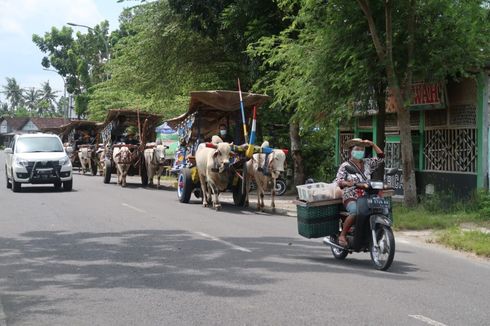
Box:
<box><xmin>296</xmin><ymin>182</ymin><xmax>336</xmax><ymax>202</ymax></box>
<box><xmin>296</xmin><ymin>203</ymin><xmax>341</xmax><ymax>238</ymax></box>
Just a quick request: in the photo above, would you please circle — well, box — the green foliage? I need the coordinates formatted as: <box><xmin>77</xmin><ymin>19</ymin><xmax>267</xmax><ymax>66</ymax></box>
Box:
<box><xmin>1</xmin><ymin>78</ymin><xmax>62</xmax><ymax>117</ymax></box>
<box><xmin>1</xmin><ymin>77</ymin><xmax>24</xmax><ymax>111</ymax></box>
<box><xmin>88</xmin><ymin>0</ymin><xmax>261</xmax><ymax>120</ymax></box>
<box><xmin>301</xmin><ymin>127</ymin><xmax>337</xmax><ymax>182</ymax></box>
<box><xmin>32</xmin><ymin>21</ymin><xmax>111</xmax><ymax>117</ymax></box>
<box><xmin>437</xmin><ymin>227</ymin><xmax>490</xmax><ymax>257</ymax></box>
<box><xmin>476</xmin><ymin>190</ymin><xmax>490</xmax><ymax>220</ymax></box>
<box><xmin>393</xmin><ymin>204</ymin><xmax>481</xmax><ymax>230</ymax></box>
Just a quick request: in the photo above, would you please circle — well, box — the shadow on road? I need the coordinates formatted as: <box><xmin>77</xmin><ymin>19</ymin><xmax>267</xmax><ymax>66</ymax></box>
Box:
<box><xmin>0</xmin><ymin>229</ymin><xmax>419</xmax><ymax>319</ymax></box>
<box><xmin>9</xmin><ymin>186</ymin><xmax>79</xmax><ymax>194</ymax></box>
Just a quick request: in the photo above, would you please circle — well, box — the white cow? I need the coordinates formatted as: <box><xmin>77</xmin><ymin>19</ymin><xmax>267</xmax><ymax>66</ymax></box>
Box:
<box><xmin>195</xmin><ymin>137</ymin><xmax>232</xmax><ymax>210</ymax></box>
<box><xmin>113</xmin><ymin>146</ymin><xmax>132</xmax><ymax>187</ymax></box>
<box><xmin>95</xmin><ymin>143</ymin><xmax>106</xmax><ymax>176</ymax></box>
<box><xmin>78</xmin><ymin>146</ymin><xmax>93</xmax><ymax>175</ymax></box>
<box><xmin>246</xmin><ymin>141</ymin><xmax>287</xmax><ymax>212</ymax></box>
<box><xmin>144</xmin><ymin>142</ymin><xmax>167</xmax><ymax>188</ymax></box>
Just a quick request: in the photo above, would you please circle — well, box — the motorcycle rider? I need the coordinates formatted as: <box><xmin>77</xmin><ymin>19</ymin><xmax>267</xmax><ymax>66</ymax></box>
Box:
<box><xmin>335</xmin><ymin>138</ymin><xmax>384</xmax><ymax>247</ymax></box>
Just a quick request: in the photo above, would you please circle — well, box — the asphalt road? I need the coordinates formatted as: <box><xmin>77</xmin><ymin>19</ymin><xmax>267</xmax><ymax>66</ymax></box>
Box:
<box><xmin>0</xmin><ymin>151</ymin><xmax>489</xmax><ymax>326</ymax></box>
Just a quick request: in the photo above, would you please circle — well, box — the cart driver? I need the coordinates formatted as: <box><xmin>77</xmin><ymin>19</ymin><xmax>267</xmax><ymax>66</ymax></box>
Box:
<box><xmin>111</xmin><ymin>115</ymin><xmax>128</xmax><ymax>143</ymax></box>
<box><xmin>124</xmin><ymin>129</ymin><xmax>139</xmax><ymax>145</ymax></box>
<box><xmin>335</xmin><ymin>138</ymin><xmax>384</xmax><ymax>247</ymax></box>
<box><xmin>218</xmin><ymin>124</ymin><xmax>233</xmax><ymax>143</ymax></box>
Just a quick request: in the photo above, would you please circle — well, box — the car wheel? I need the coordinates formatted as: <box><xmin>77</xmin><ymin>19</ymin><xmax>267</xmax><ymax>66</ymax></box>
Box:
<box><xmin>12</xmin><ymin>179</ymin><xmax>21</xmax><ymax>192</ymax></box>
<box><xmin>54</xmin><ymin>182</ymin><xmax>62</xmax><ymax>190</ymax></box>
<box><xmin>6</xmin><ymin>168</ymin><xmax>12</xmax><ymax>189</ymax></box>
<box><xmin>63</xmin><ymin>179</ymin><xmax>73</xmax><ymax>191</ymax></box>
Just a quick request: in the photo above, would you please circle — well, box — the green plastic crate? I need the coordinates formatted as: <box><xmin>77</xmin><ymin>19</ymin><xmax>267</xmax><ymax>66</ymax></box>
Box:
<box><xmin>296</xmin><ymin>204</ymin><xmax>341</xmax><ymax>239</ymax></box>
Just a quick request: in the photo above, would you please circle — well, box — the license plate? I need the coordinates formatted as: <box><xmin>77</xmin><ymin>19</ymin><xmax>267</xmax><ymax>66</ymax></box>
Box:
<box><xmin>369</xmin><ymin>197</ymin><xmax>390</xmax><ymax>208</ymax></box>
<box><xmin>36</xmin><ymin>169</ymin><xmax>52</xmax><ymax>175</ymax></box>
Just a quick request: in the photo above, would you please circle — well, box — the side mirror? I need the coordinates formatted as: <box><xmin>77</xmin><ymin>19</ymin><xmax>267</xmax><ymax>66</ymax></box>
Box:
<box><xmin>65</xmin><ymin>146</ymin><xmax>74</xmax><ymax>154</ymax></box>
<box><xmin>386</xmin><ymin>168</ymin><xmax>398</xmax><ymax>176</ymax></box>
<box><xmin>344</xmin><ymin>165</ymin><xmax>357</xmax><ymax>175</ymax></box>
<box><xmin>4</xmin><ymin>148</ymin><xmax>12</xmax><ymax>154</ymax></box>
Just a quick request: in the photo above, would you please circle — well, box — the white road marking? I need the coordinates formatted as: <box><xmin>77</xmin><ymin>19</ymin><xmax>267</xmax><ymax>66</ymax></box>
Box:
<box><xmin>194</xmin><ymin>232</ymin><xmax>252</xmax><ymax>253</ymax></box>
<box><xmin>397</xmin><ymin>239</ymin><xmax>410</xmax><ymax>244</ymax></box>
<box><xmin>0</xmin><ymin>295</ymin><xmax>7</xmax><ymax>326</ymax></box>
<box><xmin>409</xmin><ymin>315</ymin><xmax>448</xmax><ymax>326</ymax></box>
<box><xmin>121</xmin><ymin>203</ymin><xmax>147</xmax><ymax>214</ymax></box>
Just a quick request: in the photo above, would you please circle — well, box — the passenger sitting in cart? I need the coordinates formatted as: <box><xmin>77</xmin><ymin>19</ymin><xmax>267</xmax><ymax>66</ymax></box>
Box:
<box><xmin>123</xmin><ymin>127</ymin><xmax>139</xmax><ymax>145</ymax></box>
<box><xmin>218</xmin><ymin>124</ymin><xmax>233</xmax><ymax>143</ymax></box>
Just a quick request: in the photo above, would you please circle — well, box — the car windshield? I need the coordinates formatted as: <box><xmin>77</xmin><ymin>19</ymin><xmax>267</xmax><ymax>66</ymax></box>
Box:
<box><xmin>16</xmin><ymin>137</ymin><xmax>64</xmax><ymax>153</ymax></box>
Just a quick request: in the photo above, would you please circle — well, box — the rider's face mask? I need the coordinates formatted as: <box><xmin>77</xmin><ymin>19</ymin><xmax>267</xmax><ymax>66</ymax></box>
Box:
<box><xmin>351</xmin><ymin>149</ymin><xmax>365</xmax><ymax>160</ymax></box>
<box><xmin>219</xmin><ymin>130</ymin><xmax>227</xmax><ymax>136</ymax></box>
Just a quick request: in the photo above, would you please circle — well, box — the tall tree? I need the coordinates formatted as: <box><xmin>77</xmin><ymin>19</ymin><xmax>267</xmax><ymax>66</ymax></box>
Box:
<box><xmin>23</xmin><ymin>87</ymin><xmax>41</xmax><ymax>113</ymax></box>
<box><xmin>39</xmin><ymin>81</ymin><xmax>59</xmax><ymax>116</ymax></box>
<box><xmin>32</xmin><ymin>22</ymin><xmax>110</xmax><ymax>117</ymax></box>
<box><xmin>356</xmin><ymin>0</ymin><xmax>490</xmax><ymax>206</ymax></box>
<box><xmin>1</xmin><ymin>77</ymin><xmax>24</xmax><ymax>112</ymax></box>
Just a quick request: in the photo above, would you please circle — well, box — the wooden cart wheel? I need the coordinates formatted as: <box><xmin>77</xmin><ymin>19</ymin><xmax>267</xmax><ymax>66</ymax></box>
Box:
<box><xmin>177</xmin><ymin>167</ymin><xmax>193</xmax><ymax>203</ymax></box>
<box><xmin>103</xmin><ymin>159</ymin><xmax>112</xmax><ymax>184</ymax></box>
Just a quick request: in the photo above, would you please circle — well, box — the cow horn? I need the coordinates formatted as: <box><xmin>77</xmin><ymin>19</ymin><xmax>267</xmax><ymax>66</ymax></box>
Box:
<box><xmin>205</xmin><ymin>143</ymin><xmax>218</xmax><ymax>149</ymax></box>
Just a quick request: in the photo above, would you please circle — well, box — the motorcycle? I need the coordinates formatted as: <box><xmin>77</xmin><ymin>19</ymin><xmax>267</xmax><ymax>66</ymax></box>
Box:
<box><xmin>323</xmin><ymin>165</ymin><xmax>397</xmax><ymax>271</ymax></box>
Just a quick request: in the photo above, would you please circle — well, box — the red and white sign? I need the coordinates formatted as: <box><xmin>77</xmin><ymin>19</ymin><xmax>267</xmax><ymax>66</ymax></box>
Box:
<box><xmin>411</xmin><ymin>82</ymin><xmax>441</xmax><ymax>106</ymax></box>
<box><xmin>386</xmin><ymin>82</ymin><xmax>445</xmax><ymax>112</ymax></box>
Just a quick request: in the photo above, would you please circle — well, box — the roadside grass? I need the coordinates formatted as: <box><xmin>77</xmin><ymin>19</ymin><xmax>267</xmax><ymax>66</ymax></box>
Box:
<box><xmin>393</xmin><ymin>204</ymin><xmax>483</xmax><ymax>230</ymax></box>
<box><xmin>393</xmin><ymin>199</ymin><xmax>490</xmax><ymax>258</ymax></box>
<box><xmin>436</xmin><ymin>228</ymin><xmax>490</xmax><ymax>257</ymax></box>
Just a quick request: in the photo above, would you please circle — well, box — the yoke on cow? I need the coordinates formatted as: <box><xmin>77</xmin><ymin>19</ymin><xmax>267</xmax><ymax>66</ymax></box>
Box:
<box><xmin>100</xmin><ymin>109</ymin><xmax>162</xmax><ymax>186</ymax></box>
<box><xmin>165</xmin><ymin>90</ymin><xmax>270</xmax><ymax>206</ymax></box>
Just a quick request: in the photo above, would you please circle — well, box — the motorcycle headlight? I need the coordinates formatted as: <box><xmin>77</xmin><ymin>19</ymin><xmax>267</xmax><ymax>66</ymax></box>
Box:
<box><xmin>370</xmin><ymin>181</ymin><xmax>384</xmax><ymax>190</ymax></box>
<box><xmin>14</xmin><ymin>157</ymin><xmax>29</xmax><ymax>167</ymax></box>
<box><xmin>59</xmin><ymin>156</ymin><xmax>71</xmax><ymax>166</ymax></box>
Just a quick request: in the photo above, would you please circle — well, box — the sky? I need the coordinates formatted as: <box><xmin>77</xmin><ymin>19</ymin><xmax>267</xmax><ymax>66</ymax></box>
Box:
<box><xmin>0</xmin><ymin>0</ymin><xmax>130</xmax><ymax>102</ymax></box>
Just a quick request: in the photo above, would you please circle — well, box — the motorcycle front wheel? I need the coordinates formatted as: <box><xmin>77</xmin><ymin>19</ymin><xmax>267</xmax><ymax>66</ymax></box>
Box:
<box><xmin>329</xmin><ymin>235</ymin><xmax>348</xmax><ymax>260</ymax></box>
<box><xmin>370</xmin><ymin>225</ymin><xmax>395</xmax><ymax>271</ymax></box>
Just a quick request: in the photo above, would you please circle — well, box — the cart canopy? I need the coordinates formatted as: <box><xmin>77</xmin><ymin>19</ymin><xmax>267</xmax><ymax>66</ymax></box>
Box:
<box><xmin>164</xmin><ymin>90</ymin><xmax>269</xmax><ymax>144</ymax></box>
<box><xmin>100</xmin><ymin>109</ymin><xmax>163</xmax><ymax>144</ymax></box>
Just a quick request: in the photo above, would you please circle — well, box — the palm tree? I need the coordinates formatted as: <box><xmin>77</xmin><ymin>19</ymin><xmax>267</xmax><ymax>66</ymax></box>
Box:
<box><xmin>0</xmin><ymin>101</ymin><xmax>8</xmax><ymax>116</ymax></box>
<box><xmin>39</xmin><ymin>81</ymin><xmax>59</xmax><ymax>115</ymax></box>
<box><xmin>1</xmin><ymin>77</ymin><xmax>23</xmax><ymax>111</ymax></box>
<box><xmin>23</xmin><ymin>87</ymin><xmax>41</xmax><ymax>114</ymax></box>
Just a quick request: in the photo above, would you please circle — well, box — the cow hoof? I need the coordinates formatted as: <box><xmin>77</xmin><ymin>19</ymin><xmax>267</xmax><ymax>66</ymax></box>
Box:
<box><xmin>214</xmin><ymin>205</ymin><xmax>221</xmax><ymax>211</ymax></box>
<box><xmin>203</xmin><ymin>203</ymin><xmax>208</xmax><ymax>207</ymax></box>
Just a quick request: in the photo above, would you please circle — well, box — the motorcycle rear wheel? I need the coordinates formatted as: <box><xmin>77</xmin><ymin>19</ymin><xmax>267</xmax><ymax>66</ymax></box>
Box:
<box><xmin>370</xmin><ymin>225</ymin><xmax>395</xmax><ymax>271</ymax></box>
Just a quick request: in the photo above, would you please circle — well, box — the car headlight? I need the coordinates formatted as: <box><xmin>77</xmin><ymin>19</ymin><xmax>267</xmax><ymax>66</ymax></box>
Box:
<box><xmin>14</xmin><ymin>157</ymin><xmax>28</xmax><ymax>167</ymax></box>
<box><xmin>59</xmin><ymin>156</ymin><xmax>71</xmax><ymax>166</ymax></box>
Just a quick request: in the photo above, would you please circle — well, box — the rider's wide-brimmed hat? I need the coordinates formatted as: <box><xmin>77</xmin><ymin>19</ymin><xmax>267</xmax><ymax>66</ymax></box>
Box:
<box><xmin>344</xmin><ymin>138</ymin><xmax>368</xmax><ymax>149</ymax></box>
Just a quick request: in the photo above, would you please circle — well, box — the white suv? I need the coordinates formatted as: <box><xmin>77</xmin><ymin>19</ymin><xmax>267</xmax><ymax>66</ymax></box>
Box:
<box><xmin>4</xmin><ymin>133</ymin><xmax>73</xmax><ymax>192</ymax></box>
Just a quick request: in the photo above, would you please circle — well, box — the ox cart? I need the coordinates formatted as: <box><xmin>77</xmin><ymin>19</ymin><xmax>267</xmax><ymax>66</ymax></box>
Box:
<box><xmin>100</xmin><ymin>109</ymin><xmax>162</xmax><ymax>187</ymax></box>
<box><xmin>165</xmin><ymin>90</ymin><xmax>269</xmax><ymax>207</ymax></box>
<box><xmin>47</xmin><ymin>120</ymin><xmax>102</xmax><ymax>176</ymax></box>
